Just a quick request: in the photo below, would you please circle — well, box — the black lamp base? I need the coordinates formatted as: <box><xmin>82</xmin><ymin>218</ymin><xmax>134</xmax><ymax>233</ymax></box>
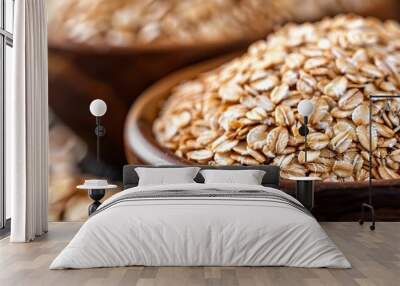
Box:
<box><xmin>88</xmin><ymin>189</ymin><xmax>105</xmax><ymax>215</ymax></box>
<box><xmin>359</xmin><ymin>203</ymin><xmax>375</xmax><ymax>231</ymax></box>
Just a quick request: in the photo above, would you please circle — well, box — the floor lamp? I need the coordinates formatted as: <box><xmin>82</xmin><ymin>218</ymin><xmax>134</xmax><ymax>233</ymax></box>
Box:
<box><xmin>359</xmin><ymin>94</ymin><xmax>400</xmax><ymax>231</ymax></box>
<box><xmin>89</xmin><ymin>99</ymin><xmax>107</xmax><ymax>162</ymax></box>
<box><xmin>298</xmin><ymin>99</ymin><xmax>315</xmax><ymax>163</ymax></box>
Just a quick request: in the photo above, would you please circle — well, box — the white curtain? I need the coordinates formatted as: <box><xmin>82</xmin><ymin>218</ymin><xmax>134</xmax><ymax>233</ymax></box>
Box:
<box><xmin>7</xmin><ymin>0</ymin><xmax>49</xmax><ymax>242</ymax></box>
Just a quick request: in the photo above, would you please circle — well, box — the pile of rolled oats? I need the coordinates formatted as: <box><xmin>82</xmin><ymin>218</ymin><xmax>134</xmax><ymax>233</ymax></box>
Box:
<box><xmin>48</xmin><ymin>0</ymin><xmax>397</xmax><ymax>46</ymax></box>
<box><xmin>153</xmin><ymin>15</ymin><xmax>400</xmax><ymax>182</ymax></box>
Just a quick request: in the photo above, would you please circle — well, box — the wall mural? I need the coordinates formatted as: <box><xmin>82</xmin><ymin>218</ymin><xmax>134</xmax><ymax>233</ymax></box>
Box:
<box><xmin>47</xmin><ymin>0</ymin><xmax>400</xmax><ymax>221</ymax></box>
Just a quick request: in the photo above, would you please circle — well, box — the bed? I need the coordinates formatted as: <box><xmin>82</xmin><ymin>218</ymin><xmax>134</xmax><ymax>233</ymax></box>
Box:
<box><xmin>50</xmin><ymin>165</ymin><xmax>350</xmax><ymax>269</ymax></box>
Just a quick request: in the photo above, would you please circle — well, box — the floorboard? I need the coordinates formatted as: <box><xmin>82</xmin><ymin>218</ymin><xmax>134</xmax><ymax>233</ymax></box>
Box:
<box><xmin>0</xmin><ymin>222</ymin><xmax>399</xmax><ymax>286</ymax></box>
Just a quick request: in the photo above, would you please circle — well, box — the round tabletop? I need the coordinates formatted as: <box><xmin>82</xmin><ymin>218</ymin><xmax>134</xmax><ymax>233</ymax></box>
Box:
<box><xmin>288</xmin><ymin>176</ymin><xmax>321</xmax><ymax>181</ymax></box>
<box><xmin>77</xmin><ymin>184</ymin><xmax>118</xmax><ymax>190</ymax></box>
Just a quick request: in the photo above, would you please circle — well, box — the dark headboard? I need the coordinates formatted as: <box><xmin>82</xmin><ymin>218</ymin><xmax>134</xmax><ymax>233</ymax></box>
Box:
<box><xmin>123</xmin><ymin>165</ymin><xmax>280</xmax><ymax>189</ymax></box>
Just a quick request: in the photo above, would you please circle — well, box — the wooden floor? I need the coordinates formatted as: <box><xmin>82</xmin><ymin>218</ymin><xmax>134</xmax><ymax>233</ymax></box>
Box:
<box><xmin>0</xmin><ymin>222</ymin><xmax>399</xmax><ymax>286</ymax></box>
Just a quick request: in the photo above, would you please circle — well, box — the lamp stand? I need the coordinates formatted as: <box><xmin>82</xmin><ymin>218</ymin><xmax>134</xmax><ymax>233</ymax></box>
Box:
<box><xmin>94</xmin><ymin>116</ymin><xmax>106</xmax><ymax>162</ymax></box>
<box><xmin>299</xmin><ymin>116</ymin><xmax>309</xmax><ymax>163</ymax></box>
<box><xmin>358</xmin><ymin>94</ymin><xmax>400</xmax><ymax>231</ymax></box>
<box><xmin>358</xmin><ymin>98</ymin><xmax>375</xmax><ymax>230</ymax></box>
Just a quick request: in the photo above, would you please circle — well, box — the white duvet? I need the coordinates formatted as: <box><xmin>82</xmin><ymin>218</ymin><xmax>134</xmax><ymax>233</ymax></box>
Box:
<box><xmin>50</xmin><ymin>183</ymin><xmax>350</xmax><ymax>269</ymax></box>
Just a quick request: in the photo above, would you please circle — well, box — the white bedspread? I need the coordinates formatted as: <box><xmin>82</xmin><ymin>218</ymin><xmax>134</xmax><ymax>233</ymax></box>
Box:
<box><xmin>50</xmin><ymin>183</ymin><xmax>350</xmax><ymax>269</ymax></box>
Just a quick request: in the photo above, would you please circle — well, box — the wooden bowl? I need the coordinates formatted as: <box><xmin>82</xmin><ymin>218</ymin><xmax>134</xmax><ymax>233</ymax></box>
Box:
<box><xmin>124</xmin><ymin>54</ymin><xmax>400</xmax><ymax>221</ymax></box>
<box><xmin>48</xmin><ymin>34</ymin><xmax>265</xmax><ymax>167</ymax></box>
<box><xmin>124</xmin><ymin>53</ymin><xmax>238</xmax><ymax>165</ymax></box>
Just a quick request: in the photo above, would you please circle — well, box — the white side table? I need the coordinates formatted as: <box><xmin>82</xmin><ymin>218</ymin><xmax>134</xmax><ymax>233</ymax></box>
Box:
<box><xmin>289</xmin><ymin>176</ymin><xmax>321</xmax><ymax>210</ymax></box>
<box><xmin>77</xmin><ymin>183</ymin><xmax>118</xmax><ymax>215</ymax></box>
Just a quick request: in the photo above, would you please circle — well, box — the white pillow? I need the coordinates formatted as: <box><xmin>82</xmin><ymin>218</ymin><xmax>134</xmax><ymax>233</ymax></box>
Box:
<box><xmin>200</xmin><ymin>169</ymin><xmax>265</xmax><ymax>185</ymax></box>
<box><xmin>136</xmin><ymin>167</ymin><xmax>200</xmax><ymax>186</ymax></box>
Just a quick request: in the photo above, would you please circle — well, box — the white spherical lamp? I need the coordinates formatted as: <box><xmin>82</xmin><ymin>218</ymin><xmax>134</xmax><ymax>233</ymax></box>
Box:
<box><xmin>297</xmin><ymin>99</ymin><xmax>314</xmax><ymax>117</ymax></box>
<box><xmin>90</xmin><ymin>99</ymin><xmax>107</xmax><ymax>117</ymax></box>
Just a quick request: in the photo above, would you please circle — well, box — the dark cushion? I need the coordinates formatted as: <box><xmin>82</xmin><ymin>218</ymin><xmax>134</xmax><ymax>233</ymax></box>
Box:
<box><xmin>123</xmin><ymin>165</ymin><xmax>280</xmax><ymax>189</ymax></box>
